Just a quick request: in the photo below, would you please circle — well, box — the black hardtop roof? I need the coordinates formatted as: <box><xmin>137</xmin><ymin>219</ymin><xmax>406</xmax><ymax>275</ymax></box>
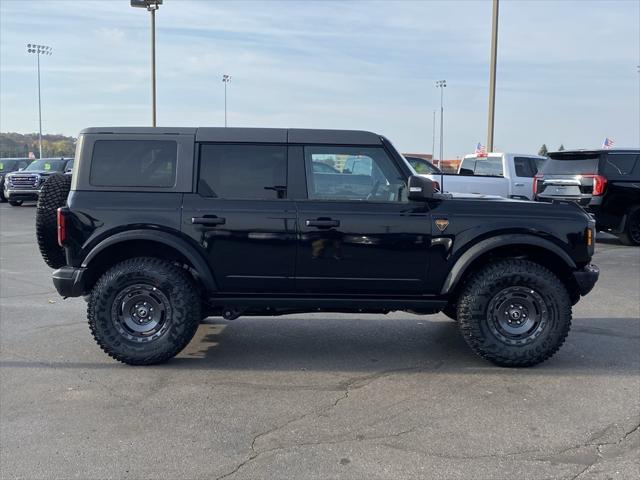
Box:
<box><xmin>79</xmin><ymin>127</ymin><xmax>383</xmax><ymax>145</ymax></box>
<box><xmin>548</xmin><ymin>148</ymin><xmax>640</xmax><ymax>160</ymax></box>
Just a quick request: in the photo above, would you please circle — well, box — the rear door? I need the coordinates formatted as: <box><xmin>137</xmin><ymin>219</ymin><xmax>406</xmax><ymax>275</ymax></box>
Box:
<box><xmin>182</xmin><ymin>143</ymin><xmax>297</xmax><ymax>293</ymax></box>
<box><xmin>294</xmin><ymin>145</ymin><xmax>432</xmax><ymax>295</ymax></box>
<box><xmin>512</xmin><ymin>156</ymin><xmax>542</xmax><ymax>199</ymax></box>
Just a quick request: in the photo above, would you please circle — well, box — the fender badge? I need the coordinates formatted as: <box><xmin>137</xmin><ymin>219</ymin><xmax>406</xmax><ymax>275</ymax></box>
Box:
<box><xmin>435</xmin><ymin>219</ymin><xmax>449</xmax><ymax>232</ymax></box>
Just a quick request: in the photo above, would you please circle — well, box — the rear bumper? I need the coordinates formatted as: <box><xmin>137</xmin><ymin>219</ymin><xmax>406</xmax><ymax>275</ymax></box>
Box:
<box><xmin>573</xmin><ymin>264</ymin><xmax>599</xmax><ymax>296</ymax></box>
<box><xmin>52</xmin><ymin>266</ymin><xmax>86</xmax><ymax>297</ymax></box>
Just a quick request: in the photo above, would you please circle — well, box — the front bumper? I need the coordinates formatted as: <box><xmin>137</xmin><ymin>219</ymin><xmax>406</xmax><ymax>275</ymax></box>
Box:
<box><xmin>52</xmin><ymin>266</ymin><xmax>86</xmax><ymax>297</ymax></box>
<box><xmin>4</xmin><ymin>188</ymin><xmax>41</xmax><ymax>201</ymax></box>
<box><xmin>573</xmin><ymin>264</ymin><xmax>599</xmax><ymax>296</ymax></box>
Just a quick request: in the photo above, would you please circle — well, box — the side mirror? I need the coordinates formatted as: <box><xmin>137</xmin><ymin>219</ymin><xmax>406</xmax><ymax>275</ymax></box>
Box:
<box><xmin>407</xmin><ymin>175</ymin><xmax>435</xmax><ymax>201</ymax></box>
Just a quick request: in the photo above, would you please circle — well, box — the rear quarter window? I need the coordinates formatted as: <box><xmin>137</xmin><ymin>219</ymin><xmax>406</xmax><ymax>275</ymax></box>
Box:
<box><xmin>89</xmin><ymin>140</ymin><xmax>177</xmax><ymax>187</ymax></box>
<box><xmin>601</xmin><ymin>153</ymin><xmax>638</xmax><ymax>177</ymax></box>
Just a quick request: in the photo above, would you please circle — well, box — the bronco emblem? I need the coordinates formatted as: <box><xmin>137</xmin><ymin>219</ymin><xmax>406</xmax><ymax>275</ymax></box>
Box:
<box><xmin>435</xmin><ymin>219</ymin><xmax>449</xmax><ymax>232</ymax></box>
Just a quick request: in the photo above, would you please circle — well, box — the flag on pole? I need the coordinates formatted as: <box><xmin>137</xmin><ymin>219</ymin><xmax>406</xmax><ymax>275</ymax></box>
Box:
<box><xmin>475</xmin><ymin>142</ymin><xmax>487</xmax><ymax>157</ymax></box>
<box><xmin>602</xmin><ymin>137</ymin><xmax>614</xmax><ymax>149</ymax></box>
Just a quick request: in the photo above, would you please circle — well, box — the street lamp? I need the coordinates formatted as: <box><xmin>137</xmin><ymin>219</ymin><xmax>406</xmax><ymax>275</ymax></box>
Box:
<box><xmin>130</xmin><ymin>0</ymin><xmax>162</xmax><ymax>127</ymax></box>
<box><xmin>222</xmin><ymin>74</ymin><xmax>231</xmax><ymax>127</ymax></box>
<box><xmin>435</xmin><ymin>80</ymin><xmax>447</xmax><ymax>166</ymax></box>
<box><xmin>487</xmin><ymin>0</ymin><xmax>499</xmax><ymax>152</ymax></box>
<box><xmin>26</xmin><ymin>44</ymin><xmax>52</xmax><ymax>159</ymax></box>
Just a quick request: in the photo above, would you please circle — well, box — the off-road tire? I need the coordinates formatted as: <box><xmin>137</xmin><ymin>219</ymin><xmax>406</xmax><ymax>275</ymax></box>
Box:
<box><xmin>88</xmin><ymin>257</ymin><xmax>201</xmax><ymax>365</ymax></box>
<box><xmin>618</xmin><ymin>205</ymin><xmax>640</xmax><ymax>246</ymax></box>
<box><xmin>457</xmin><ymin>259</ymin><xmax>572</xmax><ymax>367</ymax></box>
<box><xmin>35</xmin><ymin>174</ymin><xmax>71</xmax><ymax>268</ymax></box>
<box><xmin>8</xmin><ymin>199</ymin><xmax>23</xmax><ymax>206</ymax></box>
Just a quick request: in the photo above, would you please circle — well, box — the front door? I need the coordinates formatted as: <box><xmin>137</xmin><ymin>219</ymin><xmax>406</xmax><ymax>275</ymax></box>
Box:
<box><xmin>182</xmin><ymin>143</ymin><xmax>296</xmax><ymax>293</ymax></box>
<box><xmin>295</xmin><ymin>145</ymin><xmax>432</xmax><ymax>295</ymax></box>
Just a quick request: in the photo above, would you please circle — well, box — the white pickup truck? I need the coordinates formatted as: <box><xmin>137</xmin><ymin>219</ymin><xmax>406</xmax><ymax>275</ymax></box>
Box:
<box><xmin>425</xmin><ymin>153</ymin><xmax>547</xmax><ymax>200</ymax></box>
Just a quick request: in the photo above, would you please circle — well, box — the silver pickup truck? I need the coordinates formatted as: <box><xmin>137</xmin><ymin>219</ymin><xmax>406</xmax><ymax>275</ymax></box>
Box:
<box><xmin>425</xmin><ymin>153</ymin><xmax>547</xmax><ymax>200</ymax></box>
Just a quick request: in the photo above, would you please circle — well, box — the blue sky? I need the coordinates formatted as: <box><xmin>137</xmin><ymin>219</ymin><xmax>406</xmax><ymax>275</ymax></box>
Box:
<box><xmin>1</xmin><ymin>0</ymin><xmax>638</xmax><ymax>158</ymax></box>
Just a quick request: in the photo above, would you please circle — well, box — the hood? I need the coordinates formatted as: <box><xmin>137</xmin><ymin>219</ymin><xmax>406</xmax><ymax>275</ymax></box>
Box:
<box><xmin>6</xmin><ymin>169</ymin><xmax>61</xmax><ymax>177</ymax></box>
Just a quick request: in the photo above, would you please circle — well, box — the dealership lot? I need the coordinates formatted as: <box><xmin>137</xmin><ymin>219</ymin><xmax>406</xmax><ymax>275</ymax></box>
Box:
<box><xmin>0</xmin><ymin>202</ymin><xmax>638</xmax><ymax>479</ymax></box>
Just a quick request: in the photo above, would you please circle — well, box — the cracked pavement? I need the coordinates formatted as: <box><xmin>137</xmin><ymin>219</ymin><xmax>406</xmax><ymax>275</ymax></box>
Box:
<box><xmin>1</xmin><ymin>203</ymin><xmax>639</xmax><ymax>479</ymax></box>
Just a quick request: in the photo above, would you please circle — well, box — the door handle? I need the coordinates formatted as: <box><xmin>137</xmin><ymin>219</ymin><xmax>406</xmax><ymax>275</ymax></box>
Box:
<box><xmin>192</xmin><ymin>216</ymin><xmax>226</xmax><ymax>226</ymax></box>
<box><xmin>305</xmin><ymin>218</ymin><xmax>340</xmax><ymax>228</ymax></box>
<box><xmin>514</xmin><ymin>183</ymin><xmax>525</xmax><ymax>187</ymax></box>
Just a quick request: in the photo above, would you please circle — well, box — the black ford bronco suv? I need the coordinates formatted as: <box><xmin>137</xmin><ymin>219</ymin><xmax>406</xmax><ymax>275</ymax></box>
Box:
<box><xmin>36</xmin><ymin>127</ymin><xmax>599</xmax><ymax>367</ymax></box>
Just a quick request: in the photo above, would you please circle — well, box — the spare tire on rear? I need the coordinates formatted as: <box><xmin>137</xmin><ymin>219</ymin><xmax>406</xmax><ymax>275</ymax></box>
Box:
<box><xmin>36</xmin><ymin>174</ymin><xmax>72</xmax><ymax>269</ymax></box>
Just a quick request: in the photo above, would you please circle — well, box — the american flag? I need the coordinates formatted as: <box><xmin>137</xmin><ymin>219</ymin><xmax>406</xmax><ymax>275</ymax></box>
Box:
<box><xmin>475</xmin><ymin>142</ymin><xmax>487</xmax><ymax>157</ymax></box>
<box><xmin>602</xmin><ymin>137</ymin><xmax>614</xmax><ymax>149</ymax></box>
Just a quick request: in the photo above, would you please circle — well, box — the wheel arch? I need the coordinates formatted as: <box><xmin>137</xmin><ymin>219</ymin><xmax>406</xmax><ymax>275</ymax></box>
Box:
<box><xmin>441</xmin><ymin>234</ymin><xmax>579</xmax><ymax>301</ymax></box>
<box><xmin>81</xmin><ymin>230</ymin><xmax>216</xmax><ymax>294</ymax></box>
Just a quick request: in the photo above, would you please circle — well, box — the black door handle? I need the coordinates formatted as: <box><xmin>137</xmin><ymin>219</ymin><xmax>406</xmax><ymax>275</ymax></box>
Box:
<box><xmin>305</xmin><ymin>218</ymin><xmax>340</xmax><ymax>228</ymax></box>
<box><xmin>192</xmin><ymin>216</ymin><xmax>226</xmax><ymax>226</ymax></box>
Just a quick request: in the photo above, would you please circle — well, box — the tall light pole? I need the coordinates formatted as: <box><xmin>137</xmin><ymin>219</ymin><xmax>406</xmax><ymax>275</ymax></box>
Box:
<box><xmin>222</xmin><ymin>74</ymin><xmax>231</xmax><ymax>127</ymax></box>
<box><xmin>131</xmin><ymin>0</ymin><xmax>162</xmax><ymax>127</ymax></box>
<box><xmin>26</xmin><ymin>44</ymin><xmax>51</xmax><ymax>159</ymax></box>
<box><xmin>432</xmin><ymin>110</ymin><xmax>436</xmax><ymax>161</ymax></box>
<box><xmin>436</xmin><ymin>80</ymin><xmax>446</xmax><ymax>166</ymax></box>
<box><xmin>487</xmin><ymin>0</ymin><xmax>499</xmax><ymax>152</ymax></box>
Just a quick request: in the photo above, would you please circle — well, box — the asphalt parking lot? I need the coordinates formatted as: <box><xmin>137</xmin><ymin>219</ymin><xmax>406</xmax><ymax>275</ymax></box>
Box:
<box><xmin>0</xmin><ymin>202</ymin><xmax>638</xmax><ymax>480</ymax></box>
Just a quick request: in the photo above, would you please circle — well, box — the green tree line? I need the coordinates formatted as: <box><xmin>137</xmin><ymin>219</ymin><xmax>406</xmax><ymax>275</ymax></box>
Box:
<box><xmin>0</xmin><ymin>132</ymin><xmax>76</xmax><ymax>158</ymax></box>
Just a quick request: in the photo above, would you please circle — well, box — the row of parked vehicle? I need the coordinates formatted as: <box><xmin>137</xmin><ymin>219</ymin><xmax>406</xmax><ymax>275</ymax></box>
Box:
<box><xmin>418</xmin><ymin>148</ymin><xmax>640</xmax><ymax>246</ymax></box>
<box><xmin>0</xmin><ymin>157</ymin><xmax>74</xmax><ymax>206</ymax></box>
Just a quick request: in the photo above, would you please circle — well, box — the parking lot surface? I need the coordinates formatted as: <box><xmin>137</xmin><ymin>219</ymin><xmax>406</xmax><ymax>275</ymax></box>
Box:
<box><xmin>0</xmin><ymin>202</ymin><xmax>638</xmax><ymax>480</ymax></box>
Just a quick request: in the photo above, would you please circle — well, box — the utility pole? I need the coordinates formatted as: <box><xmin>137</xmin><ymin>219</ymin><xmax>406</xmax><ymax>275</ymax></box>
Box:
<box><xmin>26</xmin><ymin>44</ymin><xmax>52</xmax><ymax>159</ymax></box>
<box><xmin>222</xmin><ymin>74</ymin><xmax>231</xmax><ymax>127</ymax></box>
<box><xmin>487</xmin><ymin>0</ymin><xmax>499</xmax><ymax>152</ymax></box>
<box><xmin>436</xmin><ymin>80</ymin><xmax>446</xmax><ymax>166</ymax></box>
<box><xmin>131</xmin><ymin>0</ymin><xmax>162</xmax><ymax>127</ymax></box>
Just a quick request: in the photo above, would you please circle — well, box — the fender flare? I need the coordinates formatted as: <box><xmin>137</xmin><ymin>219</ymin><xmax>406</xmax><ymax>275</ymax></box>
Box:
<box><xmin>82</xmin><ymin>229</ymin><xmax>216</xmax><ymax>292</ymax></box>
<box><xmin>440</xmin><ymin>234</ymin><xmax>577</xmax><ymax>295</ymax></box>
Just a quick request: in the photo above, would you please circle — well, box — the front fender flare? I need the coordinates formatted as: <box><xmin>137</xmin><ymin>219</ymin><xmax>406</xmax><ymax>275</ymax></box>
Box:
<box><xmin>82</xmin><ymin>229</ymin><xmax>216</xmax><ymax>292</ymax></box>
<box><xmin>440</xmin><ymin>234</ymin><xmax>577</xmax><ymax>295</ymax></box>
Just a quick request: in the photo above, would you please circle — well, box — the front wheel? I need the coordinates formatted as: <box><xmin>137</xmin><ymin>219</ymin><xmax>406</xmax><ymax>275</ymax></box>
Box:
<box><xmin>88</xmin><ymin>257</ymin><xmax>202</xmax><ymax>365</ymax></box>
<box><xmin>457</xmin><ymin>259</ymin><xmax>572</xmax><ymax>367</ymax></box>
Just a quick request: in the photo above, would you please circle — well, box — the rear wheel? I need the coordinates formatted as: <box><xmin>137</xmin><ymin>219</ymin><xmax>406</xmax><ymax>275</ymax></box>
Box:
<box><xmin>8</xmin><ymin>199</ymin><xmax>23</xmax><ymax>206</ymax></box>
<box><xmin>88</xmin><ymin>257</ymin><xmax>201</xmax><ymax>365</ymax></box>
<box><xmin>457</xmin><ymin>259</ymin><xmax>572</xmax><ymax>367</ymax></box>
<box><xmin>36</xmin><ymin>174</ymin><xmax>71</xmax><ymax>268</ymax></box>
<box><xmin>618</xmin><ymin>206</ymin><xmax>640</xmax><ymax>246</ymax></box>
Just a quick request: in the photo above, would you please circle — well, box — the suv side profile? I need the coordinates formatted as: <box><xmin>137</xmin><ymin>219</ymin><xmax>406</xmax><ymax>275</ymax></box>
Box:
<box><xmin>39</xmin><ymin>127</ymin><xmax>599</xmax><ymax>367</ymax></box>
<box><xmin>534</xmin><ymin>149</ymin><xmax>640</xmax><ymax>245</ymax></box>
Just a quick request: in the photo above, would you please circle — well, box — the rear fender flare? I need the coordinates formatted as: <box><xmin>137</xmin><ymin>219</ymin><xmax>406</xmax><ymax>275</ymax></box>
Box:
<box><xmin>82</xmin><ymin>229</ymin><xmax>216</xmax><ymax>292</ymax></box>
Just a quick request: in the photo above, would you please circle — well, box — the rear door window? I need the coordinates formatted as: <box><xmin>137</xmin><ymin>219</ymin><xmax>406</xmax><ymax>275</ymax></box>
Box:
<box><xmin>601</xmin><ymin>153</ymin><xmax>638</xmax><ymax>177</ymax></box>
<box><xmin>514</xmin><ymin>157</ymin><xmax>534</xmax><ymax>177</ymax></box>
<box><xmin>90</xmin><ymin>140</ymin><xmax>177</xmax><ymax>187</ymax></box>
<box><xmin>198</xmin><ymin>144</ymin><xmax>287</xmax><ymax>199</ymax></box>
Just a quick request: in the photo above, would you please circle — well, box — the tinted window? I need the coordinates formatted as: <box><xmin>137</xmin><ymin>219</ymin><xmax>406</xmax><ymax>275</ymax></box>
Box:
<box><xmin>541</xmin><ymin>157</ymin><xmax>598</xmax><ymax>175</ymax></box>
<box><xmin>531</xmin><ymin>157</ymin><xmax>546</xmax><ymax>175</ymax></box>
<box><xmin>514</xmin><ymin>157</ymin><xmax>533</xmax><ymax>177</ymax></box>
<box><xmin>406</xmin><ymin>157</ymin><xmax>440</xmax><ymax>174</ymax></box>
<box><xmin>199</xmin><ymin>144</ymin><xmax>287</xmax><ymax>199</ymax></box>
<box><xmin>602</xmin><ymin>153</ymin><xmax>638</xmax><ymax>176</ymax></box>
<box><xmin>305</xmin><ymin>146</ymin><xmax>407</xmax><ymax>202</ymax></box>
<box><xmin>0</xmin><ymin>160</ymin><xmax>21</xmax><ymax>171</ymax></box>
<box><xmin>90</xmin><ymin>140</ymin><xmax>177</xmax><ymax>187</ymax></box>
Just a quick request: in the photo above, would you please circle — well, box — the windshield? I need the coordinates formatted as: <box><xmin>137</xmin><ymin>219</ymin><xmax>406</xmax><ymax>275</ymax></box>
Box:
<box><xmin>0</xmin><ymin>160</ymin><xmax>21</xmax><ymax>171</ymax></box>
<box><xmin>24</xmin><ymin>159</ymin><xmax>68</xmax><ymax>172</ymax></box>
<box><xmin>541</xmin><ymin>157</ymin><xmax>598</xmax><ymax>175</ymax></box>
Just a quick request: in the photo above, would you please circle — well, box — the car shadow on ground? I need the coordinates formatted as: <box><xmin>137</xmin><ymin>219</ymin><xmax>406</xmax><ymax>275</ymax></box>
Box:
<box><xmin>4</xmin><ymin>316</ymin><xmax>636</xmax><ymax>375</ymax></box>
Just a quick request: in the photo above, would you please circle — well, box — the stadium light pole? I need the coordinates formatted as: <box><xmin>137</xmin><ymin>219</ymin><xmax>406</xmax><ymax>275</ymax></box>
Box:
<box><xmin>26</xmin><ymin>44</ymin><xmax>52</xmax><ymax>159</ymax></box>
<box><xmin>432</xmin><ymin>110</ymin><xmax>436</xmax><ymax>161</ymax></box>
<box><xmin>436</xmin><ymin>80</ymin><xmax>446</xmax><ymax>166</ymax></box>
<box><xmin>222</xmin><ymin>74</ymin><xmax>231</xmax><ymax>127</ymax></box>
<box><xmin>131</xmin><ymin>0</ymin><xmax>162</xmax><ymax>127</ymax></box>
<box><xmin>487</xmin><ymin>0</ymin><xmax>499</xmax><ymax>152</ymax></box>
